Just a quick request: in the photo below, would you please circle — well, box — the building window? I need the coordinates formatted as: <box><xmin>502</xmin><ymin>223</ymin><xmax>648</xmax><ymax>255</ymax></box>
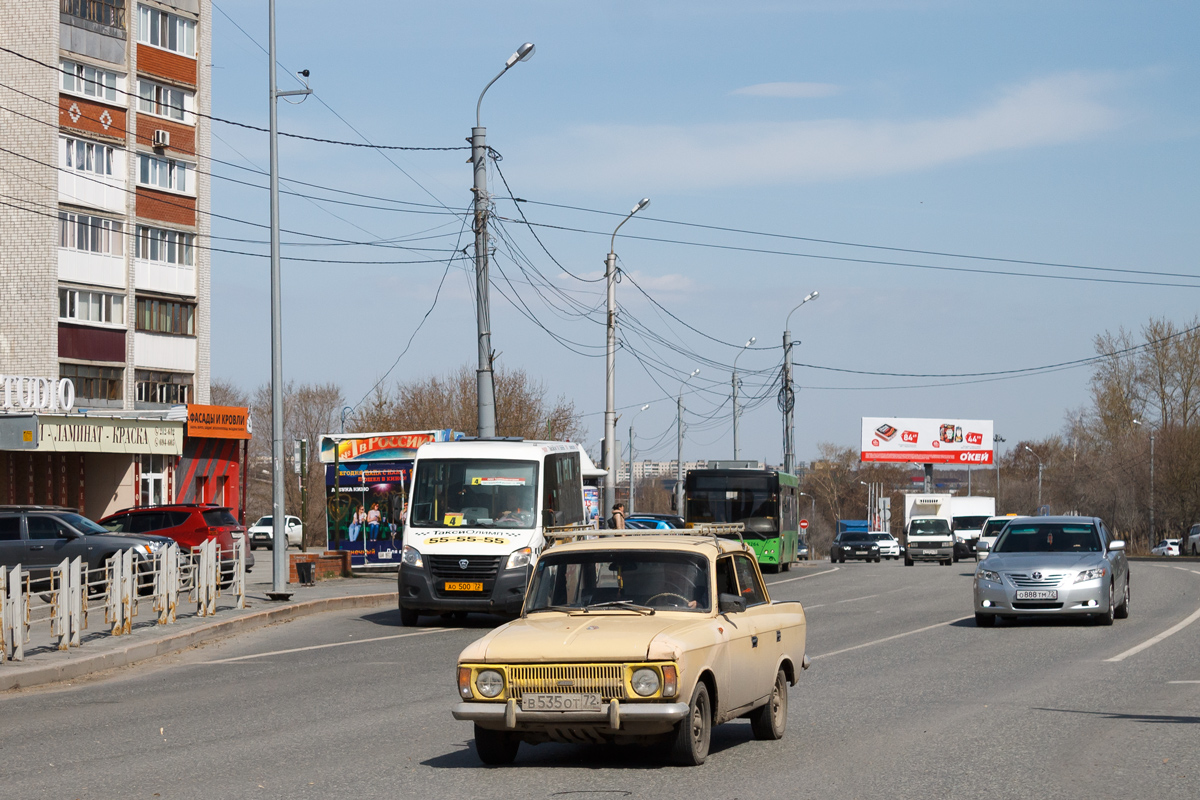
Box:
<box><xmin>58</xmin><ymin>212</ymin><xmax>123</xmax><ymax>256</ymax></box>
<box><xmin>60</xmin><ymin>59</ymin><xmax>122</xmax><ymax>103</ymax></box>
<box><xmin>61</xmin><ymin>363</ymin><xmax>124</xmax><ymax>404</ymax></box>
<box><xmin>135</xmin><ymin>226</ymin><xmax>194</xmax><ymax>266</ymax></box>
<box><xmin>136</xmin><ymin>297</ymin><xmax>195</xmax><ymax>336</ymax></box>
<box><xmin>137</xmin><ymin>4</ymin><xmax>196</xmax><ymax>57</ymax></box>
<box><xmin>60</xmin><ymin>288</ymin><xmax>125</xmax><ymax>325</ymax></box>
<box><xmin>63</xmin><ymin>137</ymin><xmax>115</xmax><ymax>177</ymax></box>
<box><xmin>139</xmin><ymin>453</ymin><xmax>167</xmax><ymax>505</ymax></box>
<box><xmin>137</xmin><ymin>153</ymin><xmax>191</xmax><ymax>194</ymax></box>
<box><xmin>136</xmin><ymin>370</ymin><xmax>192</xmax><ymax>405</ymax></box>
<box><xmin>136</xmin><ymin>78</ymin><xmax>192</xmax><ymax>123</ymax></box>
<box><xmin>62</xmin><ymin>0</ymin><xmax>127</xmax><ymax>30</ymax></box>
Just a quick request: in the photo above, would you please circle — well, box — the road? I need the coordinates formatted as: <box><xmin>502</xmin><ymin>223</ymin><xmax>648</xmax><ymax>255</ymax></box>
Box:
<box><xmin>3</xmin><ymin>558</ymin><xmax>1199</xmax><ymax>799</ymax></box>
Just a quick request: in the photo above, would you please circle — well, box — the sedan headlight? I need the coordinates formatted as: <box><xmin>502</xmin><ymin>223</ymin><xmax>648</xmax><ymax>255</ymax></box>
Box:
<box><xmin>631</xmin><ymin>667</ymin><xmax>660</xmax><ymax>697</ymax></box>
<box><xmin>475</xmin><ymin>669</ymin><xmax>504</xmax><ymax>698</ymax></box>
<box><xmin>1074</xmin><ymin>566</ymin><xmax>1107</xmax><ymax>583</ymax></box>
<box><xmin>977</xmin><ymin>569</ymin><xmax>1001</xmax><ymax>583</ymax></box>
<box><xmin>401</xmin><ymin>545</ymin><xmax>423</xmax><ymax>568</ymax></box>
<box><xmin>505</xmin><ymin>547</ymin><xmax>532</xmax><ymax>570</ymax></box>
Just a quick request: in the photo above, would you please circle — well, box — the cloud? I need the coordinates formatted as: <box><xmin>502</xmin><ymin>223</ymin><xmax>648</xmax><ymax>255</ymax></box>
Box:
<box><xmin>517</xmin><ymin>72</ymin><xmax>1124</xmax><ymax>192</ymax></box>
<box><xmin>732</xmin><ymin>82</ymin><xmax>842</xmax><ymax>98</ymax></box>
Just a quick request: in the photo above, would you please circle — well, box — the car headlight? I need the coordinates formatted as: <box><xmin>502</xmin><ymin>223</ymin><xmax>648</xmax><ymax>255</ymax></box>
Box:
<box><xmin>475</xmin><ymin>669</ymin><xmax>504</xmax><ymax>698</ymax></box>
<box><xmin>505</xmin><ymin>547</ymin><xmax>532</xmax><ymax>570</ymax></box>
<box><xmin>401</xmin><ymin>545</ymin><xmax>423</xmax><ymax>568</ymax></box>
<box><xmin>631</xmin><ymin>667</ymin><xmax>660</xmax><ymax>697</ymax></box>
<box><xmin>943</xmin><ymin>541</ymin><xmax>954</xmax><ymax>548</ymax></box>
<box><xmin>977</xmin><ymin>569</ymin><xmax>1001</xmax><ymax>583</ymax></box>
<box><xmin>1074</xmin><ymin>566</ymin><xmax>1107</xmax><ymax>583</ymax></box>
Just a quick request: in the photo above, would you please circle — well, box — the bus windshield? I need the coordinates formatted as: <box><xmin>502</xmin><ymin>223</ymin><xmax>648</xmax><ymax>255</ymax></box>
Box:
<box><xmin>685</xmin><ymin>474</ymin><xmax>776</xmax><ymax>528</ymax></box>
<box><xmin>409</xmin><ymin>459</ymin><xmax>538</xmax><ymax>529</ymax></box>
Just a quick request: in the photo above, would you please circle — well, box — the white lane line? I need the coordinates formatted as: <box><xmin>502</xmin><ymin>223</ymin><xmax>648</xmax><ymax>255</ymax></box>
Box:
<box><xmin>1106</xmin><ymin>606</ymin><xmax>1200</xmax><ymax>663</ymax></box>
<box><xmin>203</xmin><ymin>627</ymin><xmax>459</xmax><ymax>664</ymax></box>
<box><xmin>809</xmin><ymin>616</ymin><xmax>973</xmax><ymax>661</ymax></box>
<box><xmin>768</xmin><ymin>566</ymin><xmax>839</xmax><ymax>586</ymax></box>
<box><xmin>1168</xmin><ymin>680</ymin><xmax>1200</xmax><ymax>684</ymax></box>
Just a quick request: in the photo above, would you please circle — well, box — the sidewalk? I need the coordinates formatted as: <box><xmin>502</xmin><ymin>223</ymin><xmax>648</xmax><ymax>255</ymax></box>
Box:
<box><xmin>1</xmin><ymin>569</ymin><xmax>399</xmax><ymax>693</ymax></box>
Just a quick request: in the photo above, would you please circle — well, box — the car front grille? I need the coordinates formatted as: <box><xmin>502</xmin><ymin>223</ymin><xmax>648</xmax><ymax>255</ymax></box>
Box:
<box><xmin>429</xmin><ymin>555</ymin><xmax>501</xmax><ymax>580</ymax></box>
<box><xmin>1012</xmin><ymin>602</ymin><xmax>1064</xmax><ymax>610</ymax></box>
<box><xmin>507</xmin><ymin>664</ymin><xmax>627</xmax><ymax>701</ymax></box>
<box><xmin>1007</xmin><ymin>572</ymin><xmax>1066</xmax><ymax>588</ymax></box>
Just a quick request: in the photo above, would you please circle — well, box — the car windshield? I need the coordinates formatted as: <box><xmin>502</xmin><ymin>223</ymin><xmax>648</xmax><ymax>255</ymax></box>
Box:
<box><xmin>527</xmin><ymin>550</ymin><xmax>711</xmax><ymax>613</ymax></box>
<box><xmin>202</xmin><ymin>509</ymin><xmax>239</xmax><ymax>527</ymax></box>
<box><xmin>952</xmin><ymin>516</ymin><xmax>990</xmax><ymax>531</ymax></box>
<box><xmin>254</xmin><ymin>517</ymin><xmax>272</xmax><ymax>527</ymax></box>
<box><xmin>868</xmin><ymin>533</ymin><xmax>893</xmax><ymax>541</ymax></box>
<box><xmin>410</xmin><ymin>459</ymin><xmax>538</xmax><ymax>529</ymax></box>
<box><xmin>993</xmin><ymin>523</ymin><xmax>1101</xmax><ymax>553</ymax></box>
<box><xmin>909</xmin><ymin>519</ymin><xmax>950</xmax><ymax>535</ymax></box>
<box><xmin>839</xmin><ymin>535</ymin><xmax>873</xmax><ymax>544</ymax></box>
<box><xmin>58</xmin><ymin>512</ymin><xmax>108</xmax><ymax>535</ymax></box>
<box><xmin>982</xmin><ymin>519</ymin><xmax>1010</xmax><ymax>537</ymax></box>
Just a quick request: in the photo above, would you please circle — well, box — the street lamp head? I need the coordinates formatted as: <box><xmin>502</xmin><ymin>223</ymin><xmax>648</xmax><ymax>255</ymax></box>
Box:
<box><xmin>746</xmin><ymin>337</ymin><xmax>756</xmax><ymax>347</ymax></box>
<box><xmin>805</xmin><ymin>291</ymin><xmax>819</xmax><ymax>302</ymax></box>
<box><xmin>633</xmin><ymin>198</ymin><xmax>650</xmax><ymax>213</ymax></box>
<box><xmin>506</xmin><ymin>43</ymin><xmax>536</xmax><ymax>68</ymax></box>
<box><xmin>1024</xmin><ymin>445</ymin><xmax>1032</xmax><ymax>453</ymax></box>
<box><xmin>1132</xmin><ymin>418</ymin><xmax>1143</xmax><ymax>426</ymax></box>
<box><xmin>640</xmin><ymin>404</ymin><xmax>650</xmax><ymax>411</ymax></box>
<box><xmin>690</xmin><ymin>368</ymin><xmax>700</xmax><ymax>378</ymax></box>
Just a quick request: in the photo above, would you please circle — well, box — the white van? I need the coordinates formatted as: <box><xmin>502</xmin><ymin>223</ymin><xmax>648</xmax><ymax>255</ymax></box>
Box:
<box><xmin>398</xmin><ymin>439</ymin><xmax>589</xmax><ymax>625</ymax></box>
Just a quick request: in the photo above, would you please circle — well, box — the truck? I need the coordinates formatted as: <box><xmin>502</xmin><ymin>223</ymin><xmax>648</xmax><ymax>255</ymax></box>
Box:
<box><xmin>903</xmin><ymin>493</ymin><xmax>997</xmax><ymax>564</ymax></box>
<box><xmin>397</xmin><ymin>438</ymin><xmax>592</xmax><ymax>626</ymax></box>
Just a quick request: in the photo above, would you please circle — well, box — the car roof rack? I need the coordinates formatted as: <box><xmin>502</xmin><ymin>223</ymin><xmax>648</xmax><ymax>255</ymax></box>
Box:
<box><xmin>545</xmin><ymin>522</ymin><xmax>746</xmax><ymax>550</ymax></box>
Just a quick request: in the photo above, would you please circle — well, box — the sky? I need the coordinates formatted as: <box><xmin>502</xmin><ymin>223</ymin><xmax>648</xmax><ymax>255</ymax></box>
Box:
<box><xmin>206</xmin><ymin>0</ymin><xmax>1200</xmax><ymax>468</ymax></box>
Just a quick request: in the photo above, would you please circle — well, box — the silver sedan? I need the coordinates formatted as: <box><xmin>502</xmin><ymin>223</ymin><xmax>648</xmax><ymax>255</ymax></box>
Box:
<box><xmin>973</xmin><ymin>516</ymin><xmax>1130</xmax><ymax>627</ymax></box>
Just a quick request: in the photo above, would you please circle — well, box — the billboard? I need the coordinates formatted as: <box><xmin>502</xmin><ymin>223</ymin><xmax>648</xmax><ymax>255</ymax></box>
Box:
<box><xmin>861</xmin><ymin>417</ymin><xmax>994</xmax><ymax>465</ymax></box>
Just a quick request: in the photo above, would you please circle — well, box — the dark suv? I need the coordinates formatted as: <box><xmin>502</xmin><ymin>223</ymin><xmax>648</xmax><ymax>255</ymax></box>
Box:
<box><xmin>0</xmin><ymin>505</ymin><xmax>173</xmax><ymax>587</ymax></box>
<box><xmin>99</xmin><ymin>504</ymin><xmax>253</xmax><ymax>573</ymax></box>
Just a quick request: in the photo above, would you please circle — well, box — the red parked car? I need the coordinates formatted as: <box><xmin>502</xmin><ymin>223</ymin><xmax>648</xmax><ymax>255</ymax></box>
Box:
<box><xmin>99</xmin><ymin>504</ymin><xmax>253</xmax><ymax>574</ymax></box>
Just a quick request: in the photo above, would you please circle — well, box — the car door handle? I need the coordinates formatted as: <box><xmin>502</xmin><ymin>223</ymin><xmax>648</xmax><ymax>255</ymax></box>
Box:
<box><xmin>776</xmin><ymin>630</ymin><xmax>782</xmax><ymax>643</ymax></box>
<box><xmin>751</xmin><ymin>635</ymin><xmax>758</xmax><ymax>648</ymax></box>
<box><xmin>29</xmin><ymin>545</ymin><xmax>45</xmax><ymax>550</ymax></box>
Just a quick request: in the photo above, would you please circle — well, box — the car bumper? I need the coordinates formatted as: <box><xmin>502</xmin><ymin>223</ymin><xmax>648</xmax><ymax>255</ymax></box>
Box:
<box><xmin>453</xmin><ymin>700</ymin><xmax>689</xmax><ymax>734</ymax></box>
<box><xmin>399</xmin><ymin>562</ymin><xmax>530</xmax><ymax>615</ymax></box>
<box><xmin>908</xmin><ymin>546</ymin><xmax>952</xmax><ymax>561</ymax></box>
<box><xmin>974</xmin><ymin>580</ymin><xmax>1111</xmax><ymax>615</ymax></box>
<box><xmin>834</xmin><ymin>549</ymin><xmax>879</xmax><ymax>561</ymax></box>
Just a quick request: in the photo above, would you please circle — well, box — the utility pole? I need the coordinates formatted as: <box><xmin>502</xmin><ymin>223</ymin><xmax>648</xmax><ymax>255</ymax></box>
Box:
<box><xmin>993</xmin><ymin>435</ymin><xmax>1005</xmax><ymax>508</ymax></box>
<box><xmin>472</xmin><ymin>43</ymin><xmax>535</xmax><ymax>438</ymax></box>
<box><xmin>676</xmin><ymin>369</ymin><xmax>700</xmax><ymax>513</ymax></box>
<box><xmin>629</xmin><ymin>404</ymin><xmax>649</xmax><ymax>515</ymax></box>
<box><xmin>731</xmin><ymin>337</ymin><xmax>755</xmax><ymax>460</ymax></box>
<box><xmin>297</xmin><ymin>439</ymin><xmax>307</xmax><ymax>552</ymax></box>
<box><xmin>782</xmin><ymin>292</ymin><xmax>817</xmax><ymax>474</ymax></box>
<box><xmin>267</xmin><ymin>0</ymin><xmax>309</xmax><ymax>598</ymax></box>
<box><xmin>1149</xmin><ymin>428</ymin><xmax>1155</xmax><ymax>547</ymax></box>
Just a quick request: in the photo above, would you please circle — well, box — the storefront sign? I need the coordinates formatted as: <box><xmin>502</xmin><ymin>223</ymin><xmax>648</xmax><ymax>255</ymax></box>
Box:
<box><xmin>1</xmin><ymin>376</ymin><xmax>75</xmax><ymax>412</ymax></box>
<box><xmin>37</xmin><ymin>416</ymin><xmax>183</xmax><ymax>454</ymax></box>
<box><xmin>186</xmin><ymin>404</ymin><xmax>251</xmax><ymax>439</ymax></box>
<box><xmin>318</xmin><ymin>429</ymin><xmax>460</xmax><ymax>463</ymax></box>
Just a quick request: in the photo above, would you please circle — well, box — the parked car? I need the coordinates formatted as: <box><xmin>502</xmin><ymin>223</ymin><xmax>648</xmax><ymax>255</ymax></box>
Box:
<box><xmin>830</xmin><ymin>531</ymin><xmax>881</xmax><ymax>563</ymax></box>
<box><xmin>1186</xmin><ymin>523</ymin><xmax>1200</xmax><ymax>556</ymax></box>
<box><xmin>246</xmin><ymin>515</ymin><xmax>303</xmax><ymax>549</ymax></box>
<box><xmin>632</xmin><ymin>512</ymin><xmax>686</xmax><ymax>528</ymax></box>
<box><xmin>796</xmin><ymin>540</ymin><xmax>809</xmax><ymax>561</ymax></box>
<box><xmin>868</xmin><ymin>532</ymin><xmax>901</xmax><ymax>559</ymax></box>
<box><xmin>0</xmin><ymin>505</ymin><xmax>172</xmax><ymax>591</ymax></box>
<box><xmin>451</xmin><ymin>532</ymin><xmax>808</xmax><ymax>765</ymax></box>
<box><xmin>1150</xmin><ymin>539</ymin><xmax>1181</xmax><ymax>557</ymax></box>
<box><xmin>100</xmin><ymin>504</ymin><xmax>251</xmax><ymax>576</ymax></box>
<box><xmin>973</xmin><ymin>516</ymin><xmax>1130</xmax><ymax>627</ymax></box>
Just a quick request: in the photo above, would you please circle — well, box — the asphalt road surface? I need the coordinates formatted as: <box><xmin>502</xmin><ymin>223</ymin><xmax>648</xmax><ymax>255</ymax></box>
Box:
<box><xmin>3</xmin><ymin>559</ymin><xmax>1199</xmax><ymax>799</ymax></box>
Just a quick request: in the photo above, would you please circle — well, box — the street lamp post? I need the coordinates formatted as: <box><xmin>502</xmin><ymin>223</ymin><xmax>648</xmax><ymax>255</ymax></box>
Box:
<box><xmin>604</xmin><ymin>198</ymin><xmax>650</xmax><ymax>516</ymax></box>
<box><xmin>732</xmin><ymin>337</ymin><xmax>756</xmax><ymax>460</ymax></box>
<box><xmin>798</xmin><ymin>491</ymin><xmax>816</xmax><ymax>521</ymax></box>
<box><xmin>1133</xmin><ymin>419</ymin><xmax>1156</xmax><ymax>548</ymax></box>
<box><xmin>993</xmin><ymin>435</ymin><xmax>1005</xmax><ymax>508</ymax></box>
<box><xmin>782</xmin><ymin>292</ymin><xmax>818</xmax><ymax>474</ymax></box>
<box><xmin>472</xmin><ymin>42</ymin><xmax>535</xmax><ymax>438</ymax></box>
<box><xmin>628</xmin><ymin>404</ymin><xmax>650</xmax><ymax>514</ymax></box>
<box><xmin>676</xmin><ymin>369</ymin><xmax>700</xmax><ymax>513</ymax></box>
<box><xmin>1024</xmin><ymin>445</ymin><xmax>1044</xmax><ymax>511</ymax></box>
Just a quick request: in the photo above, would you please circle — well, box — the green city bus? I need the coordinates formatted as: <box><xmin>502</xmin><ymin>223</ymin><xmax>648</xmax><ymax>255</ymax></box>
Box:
<box><xmin>683</xmin><ymin>468</ymin><xmax>800</xmax><ymax>572</ymax></box>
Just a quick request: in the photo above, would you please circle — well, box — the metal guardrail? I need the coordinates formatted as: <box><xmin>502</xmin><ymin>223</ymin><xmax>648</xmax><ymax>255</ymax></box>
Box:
<box><xmin>0</xmin><ymin>538</ymin><xmax>246</xmax><ymax>664</ymax></box>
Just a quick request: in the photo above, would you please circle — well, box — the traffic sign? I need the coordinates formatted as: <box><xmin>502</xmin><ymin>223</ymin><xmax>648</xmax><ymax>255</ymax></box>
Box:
<box><xmin>799</xmin><ymin>519</ymin><xmax>809</xmax><ymax>530</ymax></box>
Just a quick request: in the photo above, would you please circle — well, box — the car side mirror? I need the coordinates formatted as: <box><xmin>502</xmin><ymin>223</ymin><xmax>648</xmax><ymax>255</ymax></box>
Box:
<box><xmin>1108</xmin><ymin>540</ymin><xmax>1125</xmax><ymax>551</ymax></box>
<box><xmin>718</xmin><ymin>593</ymin><xmax>746</xmax><ymax>614</ymax></box>
<box><xmin>64</xmin><ymin>528</ymin><xmax>84</xmax><ymax>539</ymax></box>
<box><xmin>976</xmin><ymin>540</ymin><xmax>990</xmax><ymax>553</ymax></box>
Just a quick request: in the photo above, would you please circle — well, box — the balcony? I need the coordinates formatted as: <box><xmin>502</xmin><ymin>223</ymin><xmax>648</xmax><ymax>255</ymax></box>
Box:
<box><xmin>61</xmin><ymin>0</ymin><xmax>126</xmax><ymax>36</ymax></box>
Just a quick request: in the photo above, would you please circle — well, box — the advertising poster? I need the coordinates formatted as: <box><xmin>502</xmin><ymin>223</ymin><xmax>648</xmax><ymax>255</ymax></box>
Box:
<box><xmin>861</xmin><ymin>417</ymin><xmax>994</xmax><ymax>465</ymax></box>
<box><xmin>583</xmin><ymin>486</ymin><xmax>600</xmax><ymax>526</ymax></box>
<box><xmin>326</xmin><ymin>460</ymin><xmax>411</xmax><ymax>565</ymax></box>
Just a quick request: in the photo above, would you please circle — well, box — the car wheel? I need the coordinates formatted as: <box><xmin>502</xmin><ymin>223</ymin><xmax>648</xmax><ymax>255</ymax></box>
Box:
<box><xmin>1096</xmin><ymin>584</ymin><xmax>1116</xmax><ymax>626</ymax></box>
<box><xmin>249</xmin><ymin>543</ymin><xmax>256</xmax><ymax>551</ymax></box>
<box><xmin>953</xmin><ymin>552</ymin><xmax>960</xmax><ymax>563</ymax></box>
<box><xmin>671</xmin><ymin>680</ymin><xmax>712</xmax><ymax>766</ymax></box>
<box><xmin>1114</xmin><ymin>577</ymin><xmax>1130</xmax><ymax>619</ymax></box>
<box><xmin>874</xmin><ymin>557</ymin><xmax>881</xmax><ymax>563</ymax></box>
<box><xmin>749</xmin><ymin>669</ymin><xmax>788</xmax><ymax>740</ymax></box>
<box><xmin>781</xmin><ymin>560</ymin><xmax>790</xmax><ymax>573</ymax></box>
<box><xmin>399</xmin><ymin>606</ymin><xmax>420</xmax><ymax>627</ymax></box>
<box><xmin>904</xmin><ymin>556</ymin><xmax>914</xmax><ymax>566</ymax></box>
<box><xmin>473</xmin><ymin>724</ymin><xmax>520</xmax><ymax>765</ymax></box>
<box><xmin>975</xmin><ymin>612</ymin><xmax>996</xmax><ymax>627</ymax></box>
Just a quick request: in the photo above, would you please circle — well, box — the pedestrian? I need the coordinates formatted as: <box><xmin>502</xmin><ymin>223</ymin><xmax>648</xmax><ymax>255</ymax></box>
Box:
<box><xmin>609</xmin><ymin>502</ymin><xmax>626</xmax><ymax>530</ymax></box>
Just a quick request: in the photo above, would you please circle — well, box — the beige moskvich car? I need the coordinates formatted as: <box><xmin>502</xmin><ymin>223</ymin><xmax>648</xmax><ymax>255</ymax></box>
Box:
<box><xmin>451</xmin><ymin>532</ymin><xmax>809</xmax><ymax>765</ymax></box>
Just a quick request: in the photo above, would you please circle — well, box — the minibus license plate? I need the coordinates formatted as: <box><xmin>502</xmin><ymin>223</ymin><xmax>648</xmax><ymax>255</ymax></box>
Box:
<box><xmin>444</xmin><ymin>581</ymin><xmax>483</xmax><ymax>592</ymax></box>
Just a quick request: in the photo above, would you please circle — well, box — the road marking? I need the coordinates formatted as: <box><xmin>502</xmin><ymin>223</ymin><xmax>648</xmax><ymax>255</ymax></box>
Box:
<box><xmin>1168</xmin><ymin>680</ymin><xmax>1200</xmax><ymax>684</ymax></box>
<box><xmin>809</xmin><ymin>615</ymin><xmax>973</xmax><ymax>661</ymax></box>
<box><xmin>1106</xmin><ymin>606</ymin><xmax>1200</xmax><ymax>662</ymax></box>
<box><xmin>767</xmin><ymin>566</ymin><xmax>839</xmax><ymax>586</ymax></box>
<box><xmin>203</xmin><ymin>627</ymin><xmax>459</xmax><ymax>664</ymax></box>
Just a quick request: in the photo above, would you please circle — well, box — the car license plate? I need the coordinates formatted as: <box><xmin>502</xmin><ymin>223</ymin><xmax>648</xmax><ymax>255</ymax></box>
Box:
<box><xmin>1015</xmin><ymin>590</ymin><xmax>1058</xmax><ymax>600</ymax></box>
<box><xmin>443</xmin><ymin>581</ymin><xmax>483</xmax><ymax>592</ymax></box>
<box><xmin>521</xmin><ymin>693</ymin><xmax>602</xmax><ymax>712</ymax></box>
<box><xmin>922</xmin><ymin>549</ymin><xmax>940</xmax><ymax>555</ymax></box>
<box><xmin>855</xmin><ymin>550</ymin><xmax>868</xmax><ymax>555</ymax></box>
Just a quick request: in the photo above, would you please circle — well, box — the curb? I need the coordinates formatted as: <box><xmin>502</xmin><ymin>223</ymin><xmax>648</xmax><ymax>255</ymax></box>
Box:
<box><xmin>0</xmin><ymin>591</ymin><xmax>399</xmax><ymax>693</ymax></box>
